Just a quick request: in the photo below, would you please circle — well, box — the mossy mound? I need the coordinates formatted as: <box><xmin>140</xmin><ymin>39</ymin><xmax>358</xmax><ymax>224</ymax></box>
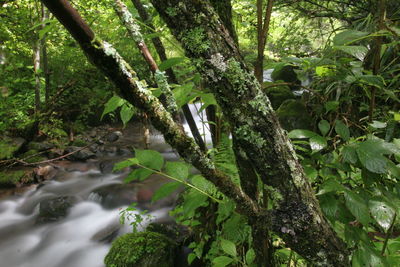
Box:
<box><xmin>0</xmin><ymin>137</ymin><xmax>26</xmax><ymax>160</ymax></box>
<box><xmin>276</xmin><ymin>99</ymin><xmax>313</xmax><ymax>131</ymax></box>
<box><xmin>21</xmin><ymin>150</ymin><xmax>47</xmax><ymax>163</ymax></box>
<box><xmin>71</xmin><ymin>139</ymin><xmax>88</xmax><ymax>147</ymax></box>
<box><xmin>104</xmin><ymin>231</ymin><xmax>177</xmax><ymax>267</ymax></box>
<box><xmin>263</xmin><ymin>82</ymin><xmax>295</xmax><ymax>110</ymax></box>
<box><xmin>0</xmin><ymin>170</ymin><xmax>33</xmax><ymax>187</ymax></box>
<box><xmin>271</xmin><ymin>64</ymin><xmax>301</xmax><ymax>90</ymax></box>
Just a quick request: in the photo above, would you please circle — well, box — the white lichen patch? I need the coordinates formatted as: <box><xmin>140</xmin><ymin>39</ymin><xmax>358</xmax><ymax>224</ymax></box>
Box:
<box><xmin>113</xmin><ymin>0</ymin><xmax>143</xmax><ymax>43</ymax></box>
<box><xmin>102</xmin><ymin>41</ymin><xmax>133</xmax><ymax>79</ymax></box>
<box><xmin>249</xmin><ymin>92</ymin><xmax>273</xmax><ymax>116</ymax></box>
<box><xmin>235</xmin><ymin>125</ymin><xmax>266</xmax><ymax>149</ymax></box>
<box><xmin>209</xmin><ymin>53</ymin><xmax>227</xmax><ymax>72</ymax></box>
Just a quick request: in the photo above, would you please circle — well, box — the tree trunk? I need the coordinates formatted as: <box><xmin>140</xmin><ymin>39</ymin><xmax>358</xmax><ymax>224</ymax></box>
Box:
<box><xmin>150</xmin><ymin>1</ymin><xmax>349</xmax><ymax>265</ymax></box>
<box><xmin>33</xmin><ymin>39</ymin><xmax>41</xmax><ymax>114</ymax></box>
<box><xmin>41</xmin><ymin>3</ymin><xmax>50</xmax><ymax>106</ymax></box>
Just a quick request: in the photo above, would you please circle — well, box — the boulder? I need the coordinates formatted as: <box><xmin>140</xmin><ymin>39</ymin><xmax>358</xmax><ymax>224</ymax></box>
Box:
<box><xmin>27</xmin><ymin>141</ymin><xmax>55</xmax><ymax>152</ymax></box>
<box><xmin>276</xmin><ymin>99</ymin><xmax>313</xmax><ymax>131</ymax></box>
<box><xmin>0</xmin><ymin>137</ymin><xmax>26</xmax><ymax>160</ymax></box>
<box><xmin>64</xmin><ymin>146</ymin><xmax>96</xmax><ymax>161</ymax></box>
<box><xmin>0</xmin><ymin>169</ymin><xmax>33</xmax><ymax>188</ymax></box>
<box><xmin>34</xmin><ymin>165</ymin><xmax>58</xmax><ymax>182</ymax></box>
<box><xmin>104</xmin><ymin>231</ymin><xmax>177</xmax><ymax>267</ymax></box>
<box><xmin>263</xmin><ymin>83</ymin><xmax>295</xmax><ymax>110</ymax></box>
<box><xmin>271</xmin><ymin>64</ymin><xmax>301</xmax><ymax>90</ymax></box>
<box><xmin>36</xmin><ymin>196</ymin><xmax>77</xmax><ymax>224</ymax></box>
<box><xmin>107</xmin><ymin>131</ymin><xmax>123</xmax><ymax>142</ymax></box>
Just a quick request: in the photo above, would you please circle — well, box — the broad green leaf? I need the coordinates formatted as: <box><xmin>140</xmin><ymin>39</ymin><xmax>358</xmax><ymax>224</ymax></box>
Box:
<box><xmin>183</xmin><ymin>190</ymin><xmax>208</xmax><ymax>217</ymax></box>
<box><xmin>310</xmin><ymin>135</ymin><xmax>327</xmax><ymax>152</ymax></box>
<box><xmin>318</xmin><ymin>194</ymin><xmax>338</xmax><ymax>219</ymax></box>
<box><xmin>394</xmin><ymin>112</ymin><xmax>400</xmax><ymax>121</ymax></box>
<box><xmin>369</xmin><ymin>198</ymin><xmax>396</xmax><ymax>231</ymax></box>
<box><xmin>245</xmin><ymin>249</ymin><xmax>256</xmax><ymax>265</ymax></box>
<box><xmin>173</xmin><ymin>83</ymin><xmax>193</xmax><ymax>108</ymax></box>
<box><xmin>288</xmin><ymin>129</ymin><xmax>317</xmax><ymax>139</ymax></box>
<box><xmin>113</xmin><ymin>158</ymin><xmax>138</xmax><ymax>172</ymax></box>
<box><xmin>199</xmin><ymin>93</ymin><xmax>217</xmax><ymax>112</ymax></box>
<box><xmin>120</xmin><ymin>104</ymin><xmax>135</xmax><ymax>126</ymax></box>
<box><xmin>135</xmin><ymin>149</ymin><xmax>164</xmax><ymax>170</ymax></box>
<box><xmin>212</xmin><ymin>256</ymin><xmax>234</xmax><ymax>267</ymax></box>
<box><xmin>335</xmin><ymin>120</ymin><xmax>350</xmax><ymax>141</ymax></box>
<box><xmin>358</xmin><ymin>75</ymin><xmax>385</xmax><ymax>88</ymax></box>
<box><xmin>216</xmin><ymin>201</ymin><xmax>235</xmax><ymax>224</ymax></box>
<box><xmin>101</xmin><ymin>95</ymin><xmax>124</xmax><ymax>119</ymax></box>
<box><xmin>303</xmin><ymin>165</ymin><xmax>318</xmax><ymax>180</ymax></box>
<box><xmin>315</xmin><ymin>65</ymin><xmax>335</xmax><ymax>77</ymax></box>
<box><xmin>344</xmin><ymin>190</ymin><xmax>370</xmax><ymax>226</ymax></box>
<box><xmin>370</xmin><ymin>120</ymin><xmax>387</xmax><ymax>129</ymax></box>
<box><xmin>159</xmin><ymin>57</ymin><xmax>185</xmax><ymax>71</ymax></box>
<box><xmin>333</xmin><ymin>30</ymin><xmax>369</xmax><ymax>45</ymax></box>
<box><xmin>152</xmin><ymin>182</ymin><xmax>181</xmax><ymax>202</ymax></box>
<box><xmin>165</xmin><ymin>161</ymin><xmax>190</xmax><ymax>181</ymax></box>
<box><xmin>355</xmin><ymin>140</ymin><xmax>397</xmax><ymax>173</ymax></box>
<box><xmin>334</xmin><ymin>46</ymin><xmax>368</xmax><ymax>61</ymax></box>
<box><xmin>317</xmin><ymin>179</ymin><xmax>345</xmax><ymax>195</ymax></box>
<box><xmin>325</xmin><ymin>101</ymin><xmax>339</xmax><ymax>113</ymax></box>
<box><xmin>318</xmin><ymin>120</ymin><xmax>330</xmax><ymax>136</ymax></box>
<box><xmin>124</xmin><ymin>168</ymin><xmax>153</xmax><ymax>183</ymax></box>
<box><xmin>221</xmin><ymin>239</ymin><xmax>237</xmax><ymax>257</ymax></box>
<box><xmin>191</xmin><ymin>175</ymin><xmax>217</xmax><ymax>194</ymax></box>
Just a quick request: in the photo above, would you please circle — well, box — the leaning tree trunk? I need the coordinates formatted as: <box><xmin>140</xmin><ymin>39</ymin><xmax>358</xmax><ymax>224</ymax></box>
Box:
<box><xmin>150</xmin><ymin>0</ymin><xmax>349</xmax><ymax>266</ymax></box>
<box><xmin>40</xmin><ymin>0</ymin><xmax>349</xmax><ymax>265</ymax></box>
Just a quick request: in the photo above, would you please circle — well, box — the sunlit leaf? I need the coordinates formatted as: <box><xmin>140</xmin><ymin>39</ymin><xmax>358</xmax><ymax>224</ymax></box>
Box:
<box><xmin>113</xmin><ymin>158</ymin><xmax>138</xmax><ymax>172</ymax></box>
<box><xmin>101</xmin><ymin>95</ymin><xmax>125</xmax><ymax>119</ymax></box>
<box><xmin>221</xmin><ymin>239</ymin><xmax>237</xmax><ymax>257</ymax></box>
<box><xmin>369</xmin><ymin>198</ymin><xmax>396</xmax><ymax>231</ymax></box>
<box><xmin>212</xmin><ymin>256</ymin><xmax>234</xmax><ymax>267</ymax></box>
<box><xmin>124</xmin><ymin>168</ymin><xmax>153</xmax><ymax>183</ymax></box>
<box><xmin>120</xmin><ymin>104</ymin><xmax>135</xmax><ymax>126</ymax></box>
<box><xmin>135</xmin><ymin>149</ymin><xmax>164</xmax><ymax>170</ymax></box>
<box><xmin>159</xmin><ymin>57</ymin><xmax>185</xmax><ymax>71</ymax></box>
<box><xmin>165</xmin><ymin>161</ymin><xmax>190</xmax><ymax>181</ymax></box>
<box><xmin>344</xmin><ymin>190</ymin><xmax>370</xmax><ymax>226</ymax></box>
<box><xmin>152</xmin><ymin>182</ymin><xmax>181</xmax><ymax>202</ymax></box>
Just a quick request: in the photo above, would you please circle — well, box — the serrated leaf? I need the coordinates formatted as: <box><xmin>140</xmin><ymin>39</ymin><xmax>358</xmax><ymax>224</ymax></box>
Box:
<box><xmin>124</xmin><ymin>168</ymin><xmax>153</xmax><ymax>183</ymax></box>
<box><xmin>113</xmin><ymin>158</ymin><xmax>138</xmax><ymax>171</ymax></box>
<box><xmin>333</xmin><ymin>30</ymin><xmax>369</xmax><ymax>45</ymax></box>
<box><xmin>369</xmin><ymin>199</ymin><xmax>396</xmax><ymax>231</ymax></box>
<box><xmin>342</xmin><ymin>145</ymin><xmax>358</xmax><ymax>165</ymax></box>
<box><xmin>101</xmin><ymin>95</ymin><xmax>125</xmax><ymax>119</ymax></box>
<box><xmin>335</xmin><ymin>120</ymin><xmax>350</xmax><ymax>141</ymax></box>
<box><xmin>120</xmin><ymin>104</ymin><xmax>135</xmax><ymax>126</ymax></box>
<box><xmin>310</xmin><ymin>135</ymin><xmax>327</xmax><ymax>152</ymax></box>
<box><xmin>245</xmin><ymin>249</ymin><xmax>255</xmax><ymax>265</ymax></box>
<box><xmin>152</xmin><ymin>182</ymin><xmax>181</xmax><ymax>202</ymax></box>
<box><xmin>344</xmin><ymin>190</ymin><xmax>371</xmax><ymax>226</ymax></box>
<box><xmin>288</xmin><ymin>129</ymin><xmax>317</xmax><ymax>139</ymax></box>
<box><xmin>191</xmin><ymin>175</ymin><xmax>216</xmax><ymax>194</ymax></box>
<box><xmin>221</xmin><ymin>239</ymin><xmax>237</xmax><ymax>257</ymax></box>
<box><xmin>135</xmin><ymin>149</ymin><xmax>164</xmax><ymax>170</ymax></box>
<box><xmin>334</xmin><ymin>45</ymin><xmax>368</xmax><ymax>61</ymax></box>
<box><xmin>165</xmin><ymin>161</ymin><xmax>190</xmax><ymax>181</ymax></box>
<box><xmin>159</xmin><ymin>57</ymin><xmax>185</xmax><ymax>71</ymax></box>
<box><xmin>213</xmin><ymin>256</ymin><xmax>234</xmax><ymax>267</ymax></box>
<box><xmin>183</xmin><ymin>190</ymin><xmax>208</xmax><ymax>217</ymax></box>
<box><xmin>318</xmin><ymin>120</ymin><xmax>330</xmax><ymax>136</ymax></box>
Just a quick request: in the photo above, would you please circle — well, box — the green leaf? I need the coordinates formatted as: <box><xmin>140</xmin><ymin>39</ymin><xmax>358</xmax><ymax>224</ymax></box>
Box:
<box><xmin>370</xmin><ymin>120</ymin><xmax>387</xmax><ymax>129</ymax></box>
<box><xmin>369</xmin><ymin>198</ymin><xmax>396</xmax><ymax>231</ymax></box>
<box><xmin>183</xmin><ymin>190</ymin><xmax>208</xmax><ymax>217</ymax></box>
<box><xmin>152</xmin><ymin>182</ymin><xmax>181</xmax><ymax>202</ymax></box>
<box><xmin>113</xmin><ymin>158</ymin><xmax>138</xmax><ymax>172</ymax></box>
<box><xmin>159</xmin><ymin>57</ymin><xmax>185</xmax><ymax>71</ymax></box>
<box><xmin>325</xmin><ymin>101</ymin><xmax>339</xmax><ymax>113</ymax></box>
<box><xmin>334</xmin><ymin>46</ymin><xmax>368</xmax><ymax>61</ymax></box>
<box><xmin>212</xmin><ymin>256</ymin><xmax>234</xmax><ymax>267</ymax></box>
<box><xmin>191</xmin><ymin>175</ymin><xmax>217</xmax><ymax>194</ymax></box>
<box><xmin>318</xmin><ymin>120</ymin><xmax>330</xmax><ymax>136</ymax></box>
<box><xmin>344</xmin><ymin>190</ymin><xmax>371</xmax><ymax>226</ymax></box>
<box><xmin>135</xmin><ymin>149</ymin><xmax>164</xmax><ymax>170</ymax></box>
<box><xmin>199</xmin><ymin>93</ymin><xmax>217</xmax><ymax>112</ymax></box>
<box><xmin>358</xmin><ymin>75</ymin><xmax>385</xmax><ymax>89</ymax></box>
<box><xmin>335</xmin><ymin>120</ymin><xmax>350</xmax><ymax>141</ymax></box>
<box><xmin>288</xmin><ymin>129</ymin><xmax>317</xmax><ymax>139</ymax></box>
<box><xmin>245</xmin><ymin>249</ymin><xmax>256</xmax><ymax>265</ymax></box>
<box><xmin>356</xmin><ymin>140</ymin><xmax>393</xmax><ymax>174</ymax></box>
<box><xmin>317</xmin><ymin>179</ymin><xmax>345</xmax><ymax>195</ymax></box>
<box><xmin>101</xmin><ymin>95</ymin><xmax>124</xmax><ymax>119</ymax></box>
<box><xmin>221</xmin><ymin>239</ymin><xmax>237</xmax><ymax>257</ymax></box>
<box><xmin>165</xmin><ymin>161</ymin><xmax>190</xmax><ymax>181</ymax></box>
<box><xmin>310</xmin><ymin>135</ymin><xmax>327</xmax><ymax>152</ymax></box>
<box><xmin>124</xmin><ymin>168</ymin><xmax>153</xmax><ymax>183</ymax></box>
<box><xmin>333</xmin><ymin>30</ymin><xmax>369</xmax><ymax>45</ymax></box>
<box><xmin>318</xmin><ymin>194</ymin><xmax>338</xmax><ymax>219</ymax></box>
<box><xmin>173</xmin><ymin>83</ymin><xmax>193</xmax><ymax>107</ymax></box>
<box><xmin>120</xmin><ymin>104</ymin><xmax>135</xmax><ymax>126</ymax></box>
<box><xmin>342</xmin><ymin>145</ymin><xmax>358</xmax><ymax>164</ymax></box>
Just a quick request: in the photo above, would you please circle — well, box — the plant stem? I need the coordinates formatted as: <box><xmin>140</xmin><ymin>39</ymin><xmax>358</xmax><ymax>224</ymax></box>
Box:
<box><xmin>381</xmin><ymin>213</ymin><xmax>397</xmax><ymax>255</ymax></box>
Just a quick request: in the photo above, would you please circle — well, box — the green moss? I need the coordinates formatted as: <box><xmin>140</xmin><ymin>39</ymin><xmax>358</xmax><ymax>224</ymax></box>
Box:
<box><xmin>276</xmin><ymin>99</ymin><xmax>312</xmax><ymax>131</ymax></box>
<box><xmin>263</xmin><ymin>83</ymin><xmax>295</xmax><ymax>110</ymax></box>
<box><xmin>0</xmin><ymin>170</ymin><xmax>32</xmax><ymax>187</ymax></box>
<box><xmin>71</xmin><ymin>139</ymin><xmax>88</xmax><ymax>147</ymax></box>
<box><xmin>180</xmin><ymin>27</ymin><xmax>210</xmax><ymax>54</ymax></box>
<box><xmin>104</xmin><ymin>231</ymin><xmax>177</xmax><ymax>267</ymax></box>
<box><xmin>0</xmin><ymin>141</ymin><xmax>16</xmax><ymax>160</ymax></box>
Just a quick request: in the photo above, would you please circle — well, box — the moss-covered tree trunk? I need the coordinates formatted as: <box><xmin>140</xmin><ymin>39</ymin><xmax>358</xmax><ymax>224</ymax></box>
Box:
<box><xmin>150</xmin><ymin>1</ymin><xmax>349</xmax><ymax>266</ymax></box>
<box><xmin>40</xmin><ymin>0</ymin><xmax>349</xmax><ymax>265</ymax></box>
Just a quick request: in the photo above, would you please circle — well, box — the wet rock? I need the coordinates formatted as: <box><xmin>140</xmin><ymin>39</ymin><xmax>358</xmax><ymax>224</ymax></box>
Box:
<box><xmin>106</xmin><ymin>131</ymin><xmax>122</xmax><ymax>142</ymax></box>
<box><xmin>34</xmin><ymin>165</ymin><xmax>58</xmax><ymax>182</ymax></box>
<box><xmin>92</xmin><ymin>184</ymin><xmax>137</xmax><ymax>209</ymax></box>
<box><xmin>117</xmin><ymin>147</ymin><xmax>132</xmax><ymax>156</ymax></box>
<box><xmin>263</xmin><ymin>83</ymin><xmax>296</xmax><ymax>110</ymax></box>
<box><xmin>276</xmin><ymin>99</ymin><xmax>313</xmax><ymax>131</ymax></box>
<box><xmin>104</xmin><ymin>231</ymin><xmax>177</xmax><ymax>267</ymax></box>
<box><xmin>36</xmin><ymin>196</ymin><xmax>77</xmax><ymax>224</ymax></box>
<box><xmin>91</xmin><ymin>221</ymin><xmax>120</xmax><ymax>243</ymax></box>
<box><xmin>27</xmin><ymin>141</ymin><xmax>55</xmax><ymax>152</ymax></box>
<box><xmin>64</xmin><ymin>146</ymin><xmax>96</xmax><ymax>161</ymax></box>
<box><xmin>271</xmin><ymin>64</ymin><xmax>301</xmax><ymax>90</ymax></box>
<box><xmin>0</xmin><ymin>137</ymin><xmax>26</xmax><ymax>160</ymax></box>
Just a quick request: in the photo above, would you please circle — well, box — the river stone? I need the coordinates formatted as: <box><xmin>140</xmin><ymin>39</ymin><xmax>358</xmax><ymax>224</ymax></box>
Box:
<box><xmin>27</xmin><ymin>141</ymin><xmax>55</xmax><ymax>152</ymax></box>
<box><xmin>271</xmin><ymin>64</ymin><xmax>301</xmax><ymax>90</ymax></box>
<box><xmin>263</xmin><ymin>83</ymin><xmax>296</xmax><ymax>110</ymax></box>
<box><xmin>276</xmin><ymin>99</ymin><xmax>313</xmax><ymax>131</ymax></box>
<box><xmin>36</xmin><ymin>196</ymin><xmax>77</xmax><ymax>224</ymax></box>
<box><xmin>104</xmin><ymin>231</ymin><xmax>177</xmax><ymax>267</ymax></box>
<box><xmin>64</xmin><ymin>146</ymin><xmax>96</xmax><ymax>161</ymax></box>
<box><xmin>106</xmin><ymin>131</ymin><xmax>122</xmax><ymax>142</ymax></box>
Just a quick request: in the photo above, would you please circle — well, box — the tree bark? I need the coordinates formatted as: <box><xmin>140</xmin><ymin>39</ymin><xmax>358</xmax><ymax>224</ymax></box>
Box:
<box><xmin>150</xmin><ymin>1</ymin><xmax>349</xmax><ymax>265</ymax></box>
<box><xmin>41</xmin><ymin>3</ymin><xmax>50</xmax><ymax>106</ymax></box>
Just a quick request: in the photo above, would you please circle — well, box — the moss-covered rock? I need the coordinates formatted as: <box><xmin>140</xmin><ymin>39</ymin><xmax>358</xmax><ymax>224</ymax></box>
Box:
<box><xmin>27</xmin><ymin>141</ymin><xmax>55</xmax><ymax>152</ymax></box>
<box><xmin>271</xmin><ymin>64</ymin><xmax>301</xmax><ymax>90</ymax></box>
<box><xmin>71</xmin><ymin>139</ymin><xmax>88</xmax><ymax>147</ymax></box>
<box><xmin>263</xmin><ymin>82</ymin><xmax>295</xmax><ymax>110</ymax></box>
<box><xmin>0</xmin><ymin>170</ymin><xmax>33</xmax><ymax>187</ymax></box>
<box><xmin>0</xmin><ymin>137</ymin><xmax>26</xmax><ymax>160</ymax></box>
<box><xmin>276</xmin><ymin>99</ymin><xmax>313</xmax><ymax>131</ymax></box>
<box><xmin>21</xmin><ymin>149</ymin><xmax>47</xmax><ymax>163</ymax></box>
<box><xmin>104</xmin><ymin>231</ymin><xmax>177</xmax><ymax>267</ymax></box>
<box><xmin>36</xmin><ymin>196</ymin><xmax>77</xmax><ymax>224</ymax></box>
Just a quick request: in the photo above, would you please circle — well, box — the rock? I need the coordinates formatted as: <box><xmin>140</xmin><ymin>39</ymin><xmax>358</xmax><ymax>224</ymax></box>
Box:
<box><xmin>70</xmin><ymin>139</ymin><xmax>88</xmax><ymax>147</ymax></box>
<box><xmin>0</xmin><ymin>137</ymin><xmax>26</xmax><ymax>160</ymax></box>
<box><xmin>64</xmin><ymin>146</ymin><xmax>96</xmax><ymax>161</ymax></box>
<box><xmin>92</xmin><ymin>184</ymin><xmax>138</xmax><ymax>209</ymax></box>
<box><xmin>0</xmin><ymin>169</ymin><xmax>33</xmax><ymax>188</ymax></box>
<box><xmin>106</xmin><ymin>131</ymin><xmax>122</xmax><ymax>142</ymax></box>
<box><xmin>104</xmin><ymin>231</ymin><xmax>177</xmax><ymax>267</ymax></box>
<box><xmin>271</xmin><ymin>64</ymin><xmax>301</xmax><ymax>90</ymax></box>
<box><xmin>91</xmin><ymin>221</ymin><xmax>120</xmax><ymax>243</ymax></box>
<box><xmin>27</xmin><ymin>141</ymin><xmax>55</xmax><ymax>152</ymax></box>
<box><xmin>276</xmin><ymin>99</ymin><xmax>313</xmax><ymax>131</ymax></box>
<box><xmin>263</xmin><ymin>83</ymin><xmax>296</xmax><ymax>110</ymax></box>
<box><xmin>21</xmin><ymin>149</ymin><xmax>47</xmax><ymax>164</ymax></box>
<box><xmin>36</xmin><ymin>196</ymin><xmax>77</xmax><ymax>224</ymax></box>
<box><xmin>34</xmin><ymin>165</ymin><xmax>58</xmax><ymax>182</ymax></box>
